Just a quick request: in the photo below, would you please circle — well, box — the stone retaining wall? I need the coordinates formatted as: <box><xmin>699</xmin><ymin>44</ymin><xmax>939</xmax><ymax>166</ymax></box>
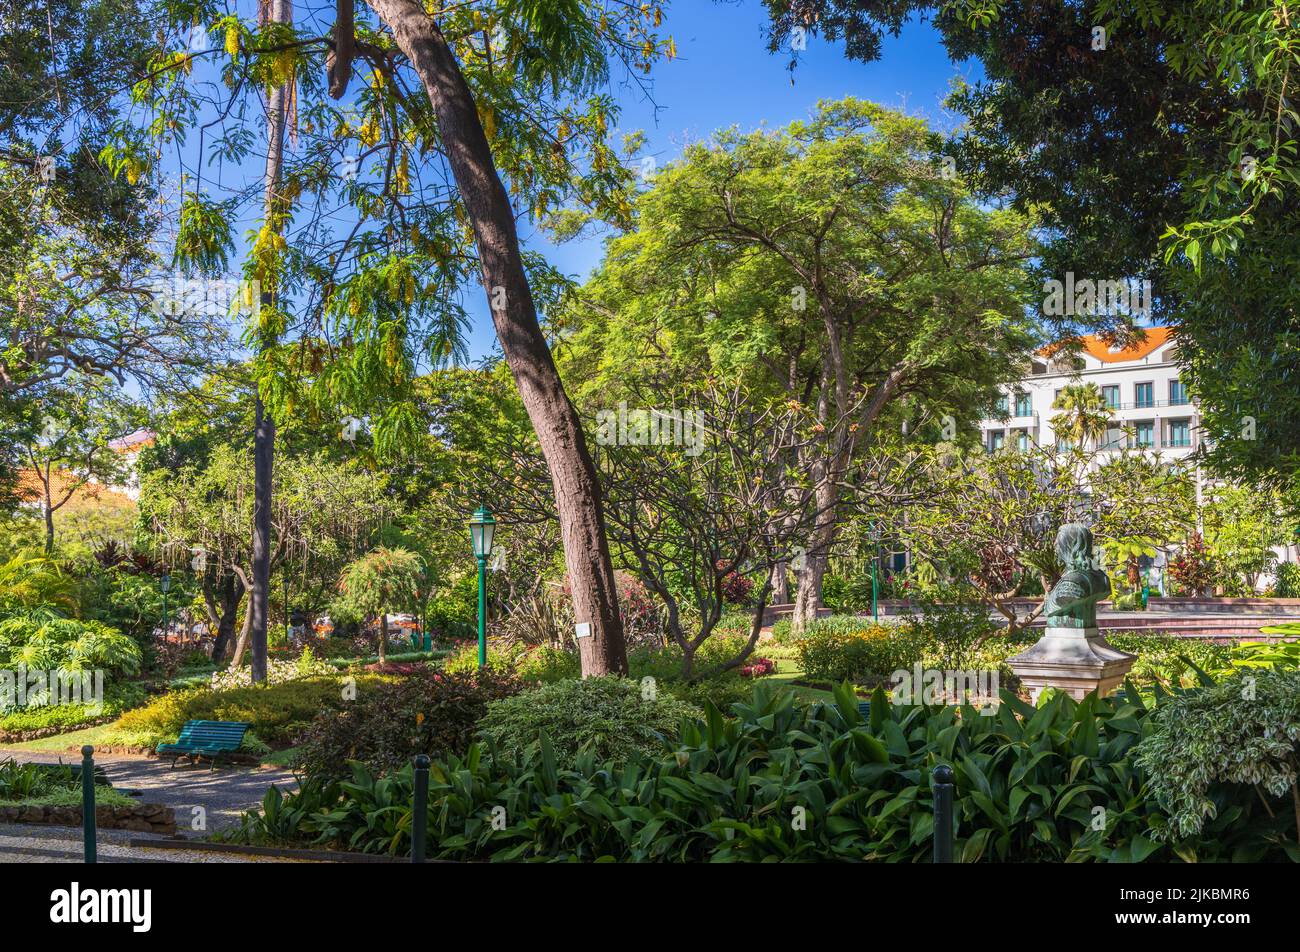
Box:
<box><xmin>0</xmin><ymin>802</ymin><xmax>176</xmax><ymax>835</ymax></box>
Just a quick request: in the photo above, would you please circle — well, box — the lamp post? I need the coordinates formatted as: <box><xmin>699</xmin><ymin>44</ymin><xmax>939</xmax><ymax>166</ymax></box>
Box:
<box><xmin>160</xmin><ymin>574</ymin><xmax>171</xmax><ymax>643</ymax></box>
<box><xmin>469</xmin><ymin>506</ymin><xmax>497</xmax><ymax>668</ymax></box>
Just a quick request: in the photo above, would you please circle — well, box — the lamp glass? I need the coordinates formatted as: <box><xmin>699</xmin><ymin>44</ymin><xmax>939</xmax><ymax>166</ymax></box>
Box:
<box><xmin>160</xmin><ymin>574</ymin><xmax>172</xmax><ymax>593</ymax></box>
<box><xmin>470</xmin><ymin>507</ymin><xmax>496</xmax><ymax>558</ymax></box>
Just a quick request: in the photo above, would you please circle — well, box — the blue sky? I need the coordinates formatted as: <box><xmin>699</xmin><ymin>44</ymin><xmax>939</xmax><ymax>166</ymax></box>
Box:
<box><xmin>470</xmin><ymin>1</ymin><xmax>981</xmax><ymax>360</ymax></box>
<box><xmin>147</xmin><ymin>3</ymin><xmax>979</xmax><ymax>370</ymax></box>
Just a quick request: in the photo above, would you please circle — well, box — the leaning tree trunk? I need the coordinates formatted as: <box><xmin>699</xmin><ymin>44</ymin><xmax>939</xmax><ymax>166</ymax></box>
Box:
<box><xmin>361</xmin><ymin>0</ymin><xmax>627</xmax><ymax>675</ymax></box>
<box><xmin>249</xmin><ymin>0</ymin><xmax>292</xmax><ymax>684</ymax></box>
<box><xmin>206</xmin><ymin>575</ymin><xmax>243</xmax><ymax>661</ymax></box>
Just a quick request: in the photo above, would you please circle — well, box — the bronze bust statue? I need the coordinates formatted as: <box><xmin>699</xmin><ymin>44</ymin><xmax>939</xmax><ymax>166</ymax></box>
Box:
<box><xmin>1042</xmin><ymin>523</ymin><xmax>1110</xmax><ymax>629</ymax></box>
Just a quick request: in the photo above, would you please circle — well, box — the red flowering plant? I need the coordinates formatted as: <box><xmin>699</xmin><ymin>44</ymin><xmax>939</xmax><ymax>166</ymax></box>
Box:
<box><xmin>739</xmin><ymin>656</ymin><xmax>776</xmax><ymax>678</ymax></box>
<box><xmin>717</xmin><ymin>560</ymin><xmax>755</xmax><ymax>604</ymax></box>
<box><xmin>1168</xmin><ymin>533</ymin><xmax>1218</xmax><ymax>597</ymax></box>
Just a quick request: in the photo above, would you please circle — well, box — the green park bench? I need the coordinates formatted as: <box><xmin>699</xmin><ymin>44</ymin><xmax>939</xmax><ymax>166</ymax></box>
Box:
<box><xmin>157</xmin><ymin>720</ymin><xmax>252</xmax><ymax>769</ymax></box>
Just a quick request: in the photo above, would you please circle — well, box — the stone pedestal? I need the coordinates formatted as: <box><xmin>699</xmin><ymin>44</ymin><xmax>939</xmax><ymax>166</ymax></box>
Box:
<box><xmin>1007</xmin><ymin>626</ymin><xmax>1136</xmax><ymax>702</ymax></box>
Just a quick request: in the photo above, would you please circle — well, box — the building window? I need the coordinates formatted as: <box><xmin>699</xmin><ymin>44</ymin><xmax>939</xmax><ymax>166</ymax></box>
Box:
<box><xmin>1101</xmin><ymin>385</ymin><xmax>1120</xmax><ymax>410</ymax></box>
<box><xmin>1016</xmin><ymin>429</ymin><xmax>1030</xmax><ymax>452</ymax></box>
<box><xmin>1169</xmin><ymin>379</ymin><xmax>1187</xmax><ymax>405</ymax></box>
<box><xmin>1134</xmin><ymin>382</ymin><xmax>1154</xmax><ymax>409</ymax></box>
<box><xmin>988</xmin><ymin>430</ymin><xmax>1005</xmax><ymax>452</ymax></box>
<box><xmin>995</xmin><ymin>394</ymin><xmax>1008</xmax><ymax>415</ymax></box>
<box><xmin>1103</xmin><ymin>426</ymin><xmax>1126</xmax><ymax>450</ymax></box>
<box><xmin>1133</xmin><ymin>420</ymin><xmax>1154</xmax><ymax>448</ymax></box>
<box><xmin>1168</xmin><ymin>419</ymin><xmax>1192</xmax><ymax>447</ymax></box>
<box><xmin>1014</xmin><ymin>391</ymin><xmax>1032</xmax><ymax>417</ymax></box>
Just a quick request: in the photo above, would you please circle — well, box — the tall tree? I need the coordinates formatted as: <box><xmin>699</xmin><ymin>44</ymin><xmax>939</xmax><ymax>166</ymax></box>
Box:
<box><xmin>109</xmin><ymin>1</ymin><xmax>678</xmax><ymax>676</ymax></box>
<box><xmin>248</xmin><ymin>0</ymin><xmax>295</xmax><ymax>684</ymax></box>
<box><xmin>359</xmin><ymin>0</ymin><xmax>629</xmax><ymax>673</ymax></box>
<box><xmin>761</xmin><ymin>0</ymin><xmax>1300</xmax><ymax>488</ymax></box>
<box><xmin>565</xmin><ymin>100</ymin><xmax>1039</xmax><ymax>629</ymax></box>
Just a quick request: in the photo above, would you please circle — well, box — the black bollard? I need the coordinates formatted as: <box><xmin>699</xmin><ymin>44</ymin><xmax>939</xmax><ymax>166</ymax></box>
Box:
<box><xmin>932</xmin><ymin>763</ymin><xmax>954</xmax><ymax>863</ymax></box>
<box><xmin>81</xmin><ymin>745</ymin><xmax>96</xmax><ymax>864</ymax></box>
<box><xmin>411</xmin><ymin>754</ymin><xmax>430</xmax><ymax>863</ymax></box>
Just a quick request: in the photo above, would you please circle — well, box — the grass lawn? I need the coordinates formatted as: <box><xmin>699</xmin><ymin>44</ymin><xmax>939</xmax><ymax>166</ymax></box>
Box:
<box><xmin>2</xmin><ymin>723</ymin><xmax>120</xmax><ymax>753</ymax></box>
<box><xmin>757</xmin><ymin>643</ymin><xmax>836</xmax><ymax>704</ymax></box>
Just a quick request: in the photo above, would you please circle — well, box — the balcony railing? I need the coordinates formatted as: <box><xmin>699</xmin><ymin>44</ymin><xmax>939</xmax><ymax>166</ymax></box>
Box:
<box><xmin>1106</xmin><ymin>398</ymin><xmax>1193</xmax><ymax>411</ymax></box>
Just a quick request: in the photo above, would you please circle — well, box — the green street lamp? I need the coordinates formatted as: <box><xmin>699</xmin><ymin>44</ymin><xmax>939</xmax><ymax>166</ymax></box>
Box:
<box><xmin>160</xmin><ymin>574</ymin><xmax>172</xmax><ymax>643</ymax></box>
<box><xmin>469</xmin><ymin>506</ymin><xmax>497</xmax><ymax>668</ymax></box>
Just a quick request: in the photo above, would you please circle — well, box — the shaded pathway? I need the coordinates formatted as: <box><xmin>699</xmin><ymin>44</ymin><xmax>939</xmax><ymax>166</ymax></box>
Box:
<box><xmin>0</xmin><ymin>749</ymin><xmax>297</xmax><ymax>837</ymax></box>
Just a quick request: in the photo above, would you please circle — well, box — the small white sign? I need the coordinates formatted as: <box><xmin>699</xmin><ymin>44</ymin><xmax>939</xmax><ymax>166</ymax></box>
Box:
<box><xmin>574</xmin><ymin>622</ymin><xmax>591</xmax><ymax>639</ymax></box>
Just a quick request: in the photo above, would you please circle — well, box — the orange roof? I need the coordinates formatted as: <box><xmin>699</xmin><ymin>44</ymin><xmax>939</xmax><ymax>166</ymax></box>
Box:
<box><xmin>14</xmin><ymin>470</ymin><xmax>136</xmax><ymax>511</ymax></box>
<box><xmin>1042</xmin><ymin>326</ymin><xmax>1175</xmax><ymax>364</ymax></box>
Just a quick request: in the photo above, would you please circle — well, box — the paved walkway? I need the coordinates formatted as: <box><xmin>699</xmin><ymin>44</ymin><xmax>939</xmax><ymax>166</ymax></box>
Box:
<box><xmin>0</xmin><ymin>749</ymin><xmax>297</xmax><ymax>837</ymax></box>
<box><xmin>0</xmin><ymin>823</ymin><xmax>317</xmax><ymax>862</ymax></box>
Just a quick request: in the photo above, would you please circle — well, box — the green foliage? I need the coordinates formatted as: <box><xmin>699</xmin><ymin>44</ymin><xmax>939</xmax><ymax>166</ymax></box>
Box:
<box><xmin>795</xmin><ymin>620</ymin><xmax>909</xmax><ymax>683</ymax></box>
<box><xmin>0</xmin><ymin>757</ymin><xmax>131</xmax><ymax>806</ymax></box>
<box><xmin>0</xmin><ymin>683</ymin><xmax>147</xmax><ymax>736</ymax></box>
<box><xmin>1136</xmin><ymin>670</ymin><xmax>1300</xmax><ymax>843</ymax></box>
<box><xmin>333</xmin><ymin>547</ymin><xmax>425</xmax><ymax>623</ymax></box>
<box><xmin>294</xmin><ymin>669</ymin><xmax>523</xmax><ymax>781</ymax></box>
<box><xmin>0</xmin><ymin>552</ymin><xmax>143</xmax><ymax>683</ymax></box>
<box><xmin>476</xmin><ymin>676</ymin><xmax>700</xmax><ymax>769</ymax></box>
<box><xmin>820</xmin><ymin>572</ymin><xmax>880</xmax><ymax>614</ymax></box>
<box><xmin>1273</xmin><ymin>564</ymin><xmax>1300</xmax><ymax>599</ymax></box>
<box><xmin>228</xmin><ymin>681</ymin><xmax>1294</xmax><ymax>861</ymax></box>
<box><xmin>1203</xmin><ymin>484</ymin><xmax>1292</xmax><ymax>595</ymax></box>
<box><xmin>112</xmin><ymin>675</ymin><xmax>388</xmax><ymax>748</ymax></box>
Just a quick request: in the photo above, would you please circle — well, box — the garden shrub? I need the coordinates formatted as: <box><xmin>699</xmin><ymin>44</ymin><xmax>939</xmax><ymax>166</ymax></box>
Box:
<box><xmin>894</xmin><ymin>603</ymin><xmax>1002</xmax><ymax>671</ymax></box>
<box><xmin>1273</xmin><ymin>563</ymin><xmax>1300</xmax><ymax>599</ymax></box>
<box><xmin>1135</xmin><ymin>669</ymin><xmax>1300</xmax><ymax>843</ymax></box>
<box><xmin>208</xmin><ymin>647</ymin><xmax>333</xmax><ymax>690</ymax></box>
<box><xmin>1106</xmin><ymin>634</ymin><xmax>1232</xmax><ymax>690</ymax></box>
<box><xmin>476</xmin><ymin>676</ymin><xmax>700</xmax><ymax>769</ymax></box>
<box><xmin>293</xmin><ymin>669</ymin><xmax>522</xmax><ymax>779</ymax></box>
<box><xmin>795</xmin><ymin>619</ymin><xmax>920</xmax><ymax>683</ymax></box>
<box><xmin>0</xmin><ymin>682</ymin><xmax>148</xmax><ymax>738</ymax></box>
<box><xmin>661</xmin><ymin>674</ymin><xmax>755</xmax><ymax>713</ymax></box>
<box><xmin>112</xmin><ymin>675</ymin><xmax>389</xmax><ymax>747</ymax></box>
<box><xmin>227</xmin><ymin>681</ymin><xmax>1295</xmax><ymax>862</ymax></box>
<box><xmin>443</xmin><ymin>640</ymin><xmax>523</xmax><ymax>677</ymax></box>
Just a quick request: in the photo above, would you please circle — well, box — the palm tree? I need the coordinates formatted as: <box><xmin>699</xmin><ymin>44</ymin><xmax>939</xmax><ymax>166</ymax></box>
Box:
<box><xmin>1051</xmin><ymin>383</ymin><xmax>1112</xmax><ymax>451</ymax></box>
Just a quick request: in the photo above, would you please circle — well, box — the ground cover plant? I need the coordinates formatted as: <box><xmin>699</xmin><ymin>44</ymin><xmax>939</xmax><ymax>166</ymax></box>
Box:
<box><xmin>224</xmin><ymin>678</ymin><xmax>1297</xmax><ymax>862</ymax></box>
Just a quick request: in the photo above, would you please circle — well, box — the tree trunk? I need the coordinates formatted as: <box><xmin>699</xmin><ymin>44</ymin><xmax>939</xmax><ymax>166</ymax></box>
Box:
<box><xmin>228</xmin><ymin>605</ymin><xmax>256</xmax><ymax>670</ymax></box>
<box><xmin>207</xmin><ymin>575</ymin><xmax>243</xmax><ymax>662</ymax></box>
<box><xmin>793</xmin><ymin>464</ymin><xmax>837</xmax><ymax>632</ymax></box>
<box><xmin>250</xmin><ymin>0</ymin><xmax>291</xmax><ymax>685</ymax></box>
<box><xmin>378</xmin><ymin>612</ymin><xmax>387</xmax><ymax>664</ymax></box>
<box><xmin>43</xmin><ymin>500</ymin><xmax>54</xmax><ymax>554</ymax></box>
<box><xmin>770</xmin><ymin>561</ymin><xmax>789</xmax><ymax>604</ymax></box>
<box><xmin>362</xmin><ymin>0</ymin><xmax>627</xmax><ymax>675</ymax></box>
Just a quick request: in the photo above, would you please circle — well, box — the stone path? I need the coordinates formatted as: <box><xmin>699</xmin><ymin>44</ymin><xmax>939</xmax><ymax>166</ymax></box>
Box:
<box><xmin>0</xmin><ymin>749</ymin><xmax>297</xmax><ymax>837</ymax></box>
<box><xmin>0</xmin><ymin>823</ymin><xmax>316</xmax><ymax>862</ymax></box>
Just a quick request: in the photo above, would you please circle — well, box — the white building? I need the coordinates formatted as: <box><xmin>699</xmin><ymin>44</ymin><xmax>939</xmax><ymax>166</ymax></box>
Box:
<box><xmin>979</xmin><ymin>327</ymin><xmax>1198</xmax><ymax>462</ymax></box>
